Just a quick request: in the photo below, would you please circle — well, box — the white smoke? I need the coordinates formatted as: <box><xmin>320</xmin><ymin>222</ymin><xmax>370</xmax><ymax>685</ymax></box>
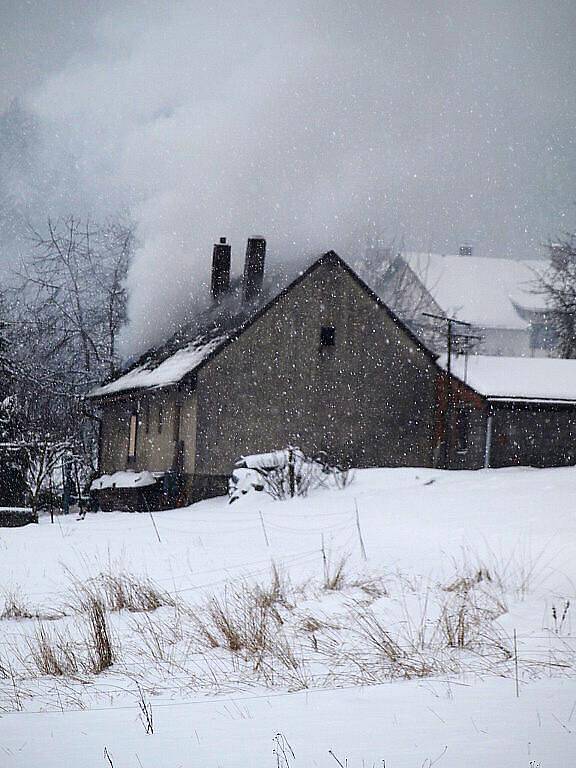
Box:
<box><xmin>22</xmin><ymin>0</ymin><xmax>576</xmax><ymax>355</ymax></box>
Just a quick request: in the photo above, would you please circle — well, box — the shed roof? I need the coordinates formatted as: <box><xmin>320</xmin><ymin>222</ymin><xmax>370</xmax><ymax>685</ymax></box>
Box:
<box><xmin>440</xmin><ymin>354</ymin><xmax>576</xmax><ymax>404</ymax></box>
<box><xmin>402</xmin><ymin>252</ymin><xmax>548</xmax><ymax>330</ymax></box>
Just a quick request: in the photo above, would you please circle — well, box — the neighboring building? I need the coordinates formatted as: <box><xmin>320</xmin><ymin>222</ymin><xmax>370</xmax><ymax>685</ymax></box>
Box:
<box><xmin>370</xmin><ymin>248</ymin><xmax>554</xmax><ymax>358</ymax></box>
<box><xmin>440</xmin><ymin>354</ymin><xmax>576</xmax><ymax>469</ymax></box>
<box><xmin>89</xmin><ymin>241</ymin><xmax>445</xmax><ymax>509</ymax></box>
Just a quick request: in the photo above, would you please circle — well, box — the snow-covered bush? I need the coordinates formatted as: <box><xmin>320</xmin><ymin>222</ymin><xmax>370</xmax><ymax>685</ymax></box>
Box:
<box><xmin>228</xmin><ymin>447</ymin><xmax>353</xmax><ymax>503</ymax></box>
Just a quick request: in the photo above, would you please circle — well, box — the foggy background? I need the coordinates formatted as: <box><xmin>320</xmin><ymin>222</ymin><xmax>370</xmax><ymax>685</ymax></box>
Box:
<box><xmin>1</xmin><ymin>0</ymin><xmax>575</xmax><ymax>354</ymax></box>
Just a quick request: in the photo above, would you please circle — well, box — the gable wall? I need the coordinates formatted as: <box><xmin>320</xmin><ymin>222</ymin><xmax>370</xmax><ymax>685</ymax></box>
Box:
<box><xmin>193</xmin><ymin>258</ymin><xmax>440</xmax><ymax>482</ymax></box>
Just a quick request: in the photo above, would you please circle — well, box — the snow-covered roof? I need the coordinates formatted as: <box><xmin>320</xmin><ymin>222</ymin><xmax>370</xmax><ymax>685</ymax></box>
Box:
<box><xmin>89</xmin><ymin>252</ymin><xmax>323</xmax><ymax>399</ymax></box>
<box><xmin>90</xmin><ymin>335</ymin><xmax>227</xmax><ymax>397</ymax></box>
<box><xmin>402</xmin><ymin>252</ymin><xmax>548</xmax><ymax>330</ymax></box>
<box><xmin>91</xmin><ymin>470</ymin><xmax>162</xmax><ymax>491</ymax></box>
<box><xmin>441</xmin><ymin>354</ymin><xmax>576</xmax><ymax>404</ymax></box>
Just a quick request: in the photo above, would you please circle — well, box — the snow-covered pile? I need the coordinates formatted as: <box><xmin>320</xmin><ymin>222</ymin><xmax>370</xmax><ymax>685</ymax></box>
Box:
<box><xmin>91</xmin><ymin>470</ymin><xmax>160</xmax><ymax>491</ymax></box>
<box><xmin>0</xmin><ymin>466</ymin><xmax>575</xmax><ymax>766</ymax></box>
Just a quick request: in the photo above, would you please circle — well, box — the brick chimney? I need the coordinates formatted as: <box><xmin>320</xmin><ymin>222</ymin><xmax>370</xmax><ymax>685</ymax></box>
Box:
<box><xmin>243</xmin><ymin>236</ymin><xmax>266</xmax><ymax>302</ymax></box>
<box><xmin>211</xmin><ymin>237</ymin><xmax>231</xmax><ymax>299</ymax></box>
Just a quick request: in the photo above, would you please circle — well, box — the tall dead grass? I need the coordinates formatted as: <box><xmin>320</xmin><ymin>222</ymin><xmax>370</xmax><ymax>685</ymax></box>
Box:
<box><xmin>22</xmin><ymin>590</ymin><xmax>116</xmax><ymax>678</ymax></box>
<box><xmin>3</xmin><ymin>544</ymin><xmax>569</xmax><ymax>709</ymax></box>
<box><xmin>68</xmin><ymin>570</ymin><xmax>175</xmax><ymax>615</ymax></box>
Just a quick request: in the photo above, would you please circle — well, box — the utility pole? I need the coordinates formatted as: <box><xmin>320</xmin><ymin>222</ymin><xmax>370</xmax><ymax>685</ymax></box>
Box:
<box><xmin>422</xmin><ymin>313</ymin><xmax>473</xmax><ymax>467</ymax></box>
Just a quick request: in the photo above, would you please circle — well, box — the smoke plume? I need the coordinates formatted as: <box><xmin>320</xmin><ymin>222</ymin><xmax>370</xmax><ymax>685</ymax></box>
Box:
<box><xmin>10</xmin><ymin>0</ymin><xmax>576</xmax><ymax>354</ymax></box>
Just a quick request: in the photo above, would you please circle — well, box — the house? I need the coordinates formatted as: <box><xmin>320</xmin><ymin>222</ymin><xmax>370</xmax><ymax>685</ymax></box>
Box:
<box><xmin>368</xmin><ymin>247</ymin><xmax>554</xmax><ymax>358</ymax></box>
<box><xmin>88</xmin><ymin>239</ymin><xmax>447</xmax><ymax>509</ymax></box>
<box><xmin>440</xmin><ymin>354</ymin><xmax>576</xmax><ymax>469</ymax></box>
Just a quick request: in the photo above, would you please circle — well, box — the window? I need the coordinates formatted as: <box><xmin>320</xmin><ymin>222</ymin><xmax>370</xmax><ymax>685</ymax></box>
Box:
<box><xmin>144</xmin><ymin>402</ymin><xmax>150</xmax><ymax>434</ymax></box>
<box><xmin>320</xmin><ymin>326</ymin><xmax>336</xmax><ymax>347</ymax></box>
<box><xmin>128</xmin><ymin>411</ymin><xmax>138</xmax><ymax>458</ymax></box>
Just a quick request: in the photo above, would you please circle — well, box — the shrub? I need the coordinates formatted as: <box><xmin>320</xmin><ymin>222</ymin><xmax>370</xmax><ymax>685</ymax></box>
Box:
<box><xmin>229</xmin><ymin>447</ymin><xmax>352</xmax><ymax>502</ymax></box>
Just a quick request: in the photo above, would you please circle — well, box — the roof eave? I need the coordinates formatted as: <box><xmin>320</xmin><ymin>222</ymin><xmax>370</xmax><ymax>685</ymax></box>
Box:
<box><xmin>487</xmin><ymin>395</ymin><xmax>576</xmax><ymax>407</ymax></box>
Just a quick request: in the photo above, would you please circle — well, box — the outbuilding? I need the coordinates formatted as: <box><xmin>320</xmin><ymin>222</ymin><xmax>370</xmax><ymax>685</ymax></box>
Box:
<box><xmin>443</xmin><ymin>355</ymin><xmax>576</xmax><ymax>469</ymax></box>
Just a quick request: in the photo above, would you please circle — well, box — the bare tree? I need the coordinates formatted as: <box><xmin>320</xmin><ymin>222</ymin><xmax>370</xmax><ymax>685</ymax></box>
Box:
<box><xmin>536</xmin><ymin>235</ymin><xmax>576</xmax><ymax>358</ymax></box>
<box><xmin>18</xmin><ymin>216</ymin><xmax>133</xmax><ymax>382</ymax></box>
<box><xmin>6</xmin><ymin>215</ymin><xmax>134</xmax><ymax>476</ymax></box>
<box><xmin>23</xmin><ymin>438</ymin><xmax>69</xmax><ymax>517</ymax></box>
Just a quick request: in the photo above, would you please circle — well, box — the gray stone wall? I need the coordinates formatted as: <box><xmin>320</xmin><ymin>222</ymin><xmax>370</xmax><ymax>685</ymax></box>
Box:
<box><xmin>193</xmin><ymin>258</ymin><xmax>439</xmax><ymax>482</ymax></box>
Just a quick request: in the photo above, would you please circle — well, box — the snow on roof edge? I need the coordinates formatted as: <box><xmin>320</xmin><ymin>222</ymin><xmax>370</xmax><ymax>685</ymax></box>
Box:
<box><xmin>440</xmin><ymin>354</ymin><xmax>576</xmax><ymax>404</ymax></box>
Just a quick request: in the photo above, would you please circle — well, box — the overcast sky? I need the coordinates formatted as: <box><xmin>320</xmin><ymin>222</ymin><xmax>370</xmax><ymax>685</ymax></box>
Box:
<box><xmin>1</xmin><ymin>1</ymin><xmax>575</xmax><ymax>353</ymax></box>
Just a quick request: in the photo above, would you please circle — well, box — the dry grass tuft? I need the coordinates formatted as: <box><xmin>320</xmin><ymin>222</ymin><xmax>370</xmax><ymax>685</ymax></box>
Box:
<box><xmin>84</xmin><ymin>596</ymin><xmax>115</xmax><ymax>673</ymax></box>
<box><xmin>1</xmin><ymin>589</ymin><xmax>35</xmax><ymax>621</ymax></box>
<box><xmin>323</xmin><ymin>554</ymin><xmax>348</xmax><ymax>591</ymax></box>
<box><xmin>27</xmin><ymin>623</ymin><xmax>81</xmax><ymax>677</ymax></box>
<box><xmin>66</xmin><ymin>569</ymin><xmax>175</xmax><ymax>615</ymax></box>
<box><xmin>99</xmin><ymin>572</ymin><xmax>175</xmax><ymax>613</ymax></box>
<box><xmin>25</xmin><ymin>594</ymin><xmax>116</xmax><ymax>678</ymax></box>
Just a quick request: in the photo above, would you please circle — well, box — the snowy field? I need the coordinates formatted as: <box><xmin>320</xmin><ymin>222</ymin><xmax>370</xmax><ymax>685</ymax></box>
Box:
<box><xmin>0</xmin><ymin>466</ymin><xmax>575</xmax><ymax>767</ymax></box>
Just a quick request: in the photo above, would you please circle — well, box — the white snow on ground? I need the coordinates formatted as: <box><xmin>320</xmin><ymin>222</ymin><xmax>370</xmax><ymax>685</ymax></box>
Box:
<box><xmin>1</xmin><ymin>466</ymin><xmax>575</xmax><ymax>766</ymax></box>
<box><xmin>441</xmin><ymin>353</ymin><xmax>576</xmax><ymax>403</ymax></box>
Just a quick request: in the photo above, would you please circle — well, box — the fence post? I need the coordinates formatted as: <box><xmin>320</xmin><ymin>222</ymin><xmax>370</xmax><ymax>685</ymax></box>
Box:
<box><xmin>288</xmin><ymin>448</ymin><xmax>295</xmax><ymax>498</ymax></box>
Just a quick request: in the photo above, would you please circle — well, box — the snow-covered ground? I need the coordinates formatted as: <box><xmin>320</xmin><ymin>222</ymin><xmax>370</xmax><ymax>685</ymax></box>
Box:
<box><xmin>1</xmin><ymin>466</ymin><xmax>575</xmax><ymax>766</ymax></box>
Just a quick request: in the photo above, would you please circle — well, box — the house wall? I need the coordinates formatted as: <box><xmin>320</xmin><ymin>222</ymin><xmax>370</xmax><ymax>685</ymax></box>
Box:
<box><xmin>99</xmin><ymin>400</ymin><xmax>131</xmax><ymax>473</ymax></box>
<box><xmin>99</xmin><ymin>389</ymin><xmax>191</xmax><ymax>475</ymax></box>
<box><xmin>477</xmin><ymin>327</ymin><xmax>531</xmax><ymax>358</ymax></box>
<box><xmin>436</xmin><ymin>373</ymin><xmax>488</xmax><ymax>470</ymax></box>
<box><xmin>192</xmin><ymin>258</ymin><xmax>440</xmax><ymax>495</ymax></box>
<box><xmin>489</xmin><ymin>403</ymin><xmax>576</xmax><ymax>468</ymax></box>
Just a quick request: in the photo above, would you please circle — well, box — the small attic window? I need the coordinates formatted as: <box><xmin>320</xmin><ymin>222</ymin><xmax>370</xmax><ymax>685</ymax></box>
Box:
<box><xmin>320</xmin><ymin>326</ymin><xmax>336</xmax><ymax>347</ymax></box>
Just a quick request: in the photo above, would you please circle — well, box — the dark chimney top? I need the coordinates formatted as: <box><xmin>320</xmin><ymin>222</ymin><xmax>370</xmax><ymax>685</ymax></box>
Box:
<box><xmin>459</xmin><ymin>244</ymin><xmax>473</xmax><ymax>257</ymax></box>
<box><xmin>243</xmin><ymin>236</ymin><xmax>266</xmax><ymax>302</ymax></box>
<box><xmin>211</xmin><ymin>236</ymin><xmax>231</xmax><ymax>299</ymax></box>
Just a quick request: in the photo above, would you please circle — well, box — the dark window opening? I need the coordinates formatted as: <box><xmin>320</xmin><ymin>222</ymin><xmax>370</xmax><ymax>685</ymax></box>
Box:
<box><xmin>320</xmin><ymin>326</ymin><xmax>336</xmax><ymax>347</ymax></box>
<box><xmin>144</xmin><ymin>402</ymin><xmax>150</xmax><ymax>434</ymax></box>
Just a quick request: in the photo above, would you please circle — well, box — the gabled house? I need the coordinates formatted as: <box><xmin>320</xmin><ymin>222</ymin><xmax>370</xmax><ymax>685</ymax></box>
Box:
<box><xmin>88</xmin><ymin>239</ymin><xmax>446</xmax><ymax>509</ymax></box>
<box><xmin>371</xmin><ymin>248</ymin><xmax>554</xmax><ymax>358</ymax></box>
